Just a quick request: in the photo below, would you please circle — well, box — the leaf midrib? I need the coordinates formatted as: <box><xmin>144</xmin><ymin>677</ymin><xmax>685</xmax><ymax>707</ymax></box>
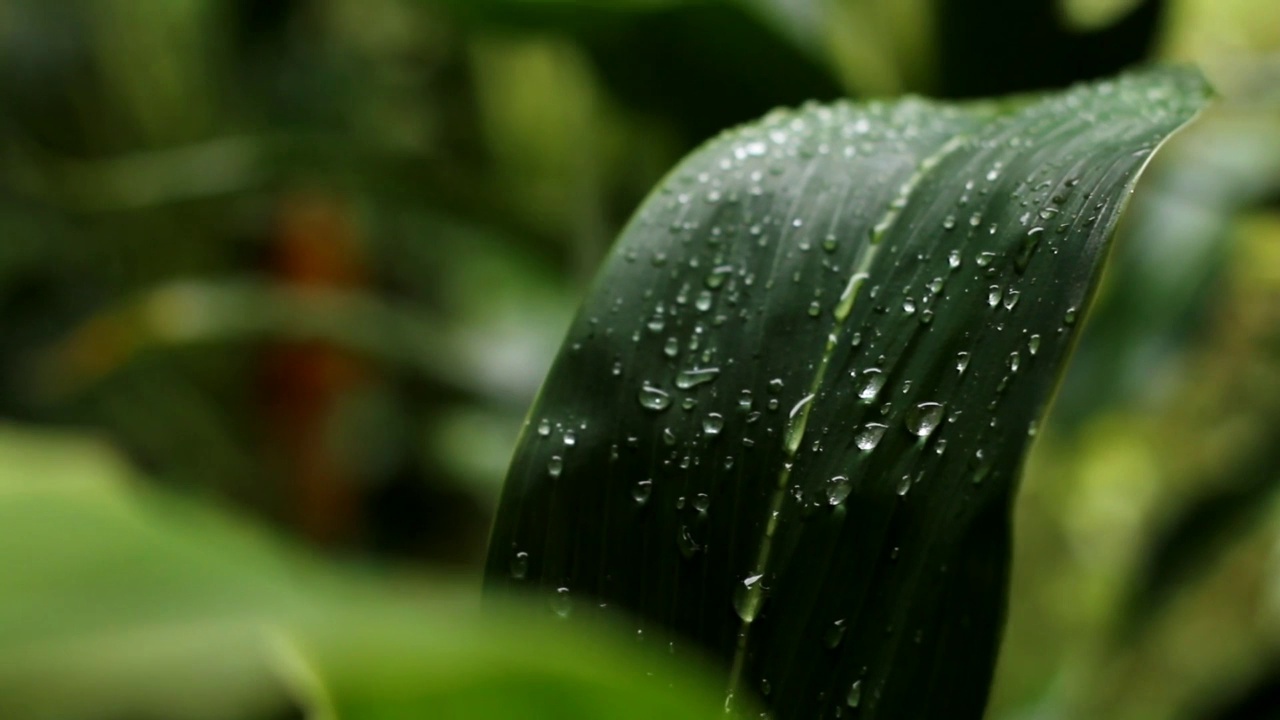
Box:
<box><xmin>723</xmin><ymin>131</ymin><xmax>974</xmax><ymax>702</ymax></box>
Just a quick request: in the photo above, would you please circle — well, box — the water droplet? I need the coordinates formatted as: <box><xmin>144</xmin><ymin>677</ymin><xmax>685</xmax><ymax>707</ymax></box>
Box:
<box><xmin>1016</xmin><ymin>227</ymin><xmax>1044</xmax><ymax>272</ymax></box>
<box><xmin>695</xmin><ymin>290</ymin><xmax>713</xmax><ymax>312</ymax></box>
<box><xmin>784</xmin><ymin>395</ymin><xmax>815</xmax><ymax>454</ymax></box>
<box><xmin>987</xmin><ymin>285</ymin><xmax>1003</xmax><ymax>308</ymax></box>
<box><xmin>1028</xmin><ymin>334</ymin><xmax>1042</xmax><ymax>355</ymax></box>
<box><xmin>537</xmin><ymin>419</ymin><xmax>552</xmax><ymax>437</ymax></box>
<box><xmin>678</xmin><ymin>525</ymin><xmax>700</xmax><ymax>558</ymax></box>
<box><xmin>822</xmin><ymin>234</ymin><xmax>839</xmax><ymax>253</ymax></box>
<box><xmin>551</xmin><ymin>587</ymin><xmax>572</xmax><ymax>618</ymax></box>
<box><xmin>847</xmin><ymin>680</ymin><xmax>862</xmax><ymax>708</ymax></box>
<box><xmin>956</xmin><ymin>351</ymin><xmax>970</xmax><ymax>374</ymax></box>
<box><xmin>835</xmin><ymin>272</ymin><xmax>870</xmax><ymax>321</ymax></box>
<box><xmin>971</xmin><ymin>449</ymin><xmax>993</xmax><ymax>484</ymax></box>
<box><xmin>857</xmin><ymin>368</ymin><xmax>886</xmax><ymax>400</ymax></box>
<box><xmin>948</xmin><ymin>250</ymin><xmax>962</xmax><ymax>269</ymax></box>
<box><xmin>1003</xmin><ymin>290</ymin><xmax>1020</xmax><ymax>310</ymax></box>
<box><xmin>827</xmin><ymin>475</ymin><xmax>853</xmax><ymax>505</ymax></box>
<box><xmin>703</xmin><ymin>413</ymin><xmax>725</xmax><ymax>436</ymax></box>
<box><xmin>855</xmin><ymin>422</ymin><xmax>888</xmax><ymax>451</ymax></box>
<box><xmin>768</xmin><ymin>378</ymin><xmax>785</xmax><ymax>393</ymax></box>
<box><xmin>663</xmin><ymin>428</ymin><xmax>677</xmax><ymax>445</ymax></box>
<box><xmin>905</xmin><ymin>402</ymin><xmax>945</xmax><ymax>438</ymax></box>
<box><xmin>942</xmin><ymin>215</ymin><xmax>956</xmax><ymax>231</ymax></box>
<box><xmin>663</xmin><ymin>336</ymin><xmax>680</xmax><ymax>358</ymax></box>
<box><xmin>633</xmin><ymin>479</ymin><xmax>653</xmax><ymax>505</ymax></box>
<box><xmin>547</xmin><ymin>456</ymin><xmax>564</xmax><ymax>478</ymax></box>
<box><xmin>976</xmin><ymin>251</ymin><xmax>996</xmax><ymax>268</ymax></box>
<box><xmin>1064</xmin><ymin>307</ymin><xmax>1079</xmax><ymax>325</ymax></box>
<box><xmin>779</xmin><ymin>390</ymin><xmax>811</xmax><ymax>422</ymax></box>
<box><xmin>693</xmin><ymin>493</ymin><xmax>711</xmax><ymax>512</ymax></box>
<box><xmin>704</xmin><ymin>266</ymin><xmax>732</xmax><ymax>289</ymax></box>
<box><xmin>733</xmin><ymin>574</ymin><xmax>765</xmax><ymax>622</ymax></box>
<box><xmin>1008</xmin><ymin>351</ymin><xmax>1021</xmax><ymax>372</ymax></box>
<box><xmin>808</xmin><ymin>300</ymin><xmax>822</xmax><ymax>317</ymax></box>
<box><xmin>639</xmin><ymin>385</ymin><xmax>672</xmax><ymax>412</ymax></box>
<box><xmin>563</xmin><ymin>430</ymin><xmax>577</xmax><ymax>447</ymax></box>
<box><xmin>510</xmin><ymin>551</ymin><xmax>529</xmax><ymax>580</ymax></box>
<box><xmin>902</xmin><ymin>297</ymin><xmax>917</xmax><ymax>315</ymax></box>
<box><xmin>676</xmin><ymin>367</ymin><xmax>721</xmax><ymax>390</ymax></box>
<box><xmin>897</xmin><ymin>474</ymin><xmax>912</xmax><ymax>496</ymax></box>
<box><xmin>825</xmin><ymin>619</ymin><xmax>847</xmax><ymax>649</ymax></box>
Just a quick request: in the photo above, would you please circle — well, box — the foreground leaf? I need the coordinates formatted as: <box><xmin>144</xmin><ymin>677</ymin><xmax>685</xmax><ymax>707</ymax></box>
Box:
<box><xmin>0</xmin><ymin>425</ymin><xmax>724</xmax><ymax>720</ymax></box>
<box><xmin>484</xmin><ymin>67</ymin><xmax>1210</xmax><ymax>718</ymax></box>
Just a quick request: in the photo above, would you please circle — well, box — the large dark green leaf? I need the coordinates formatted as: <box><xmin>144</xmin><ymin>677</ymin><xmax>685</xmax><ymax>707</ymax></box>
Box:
<box><xmin>1055</xmin><ymin>85</ymin><xmax>1280</xmax><ymax>428</ymax></box>
<box><xmin>484</xmin><ymin>67</ymin><xmax>1209</xmax><ymax>719</ymax></box>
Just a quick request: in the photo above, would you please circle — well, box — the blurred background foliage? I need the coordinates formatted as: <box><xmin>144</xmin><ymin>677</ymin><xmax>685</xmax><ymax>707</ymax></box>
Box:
<box><xmin>0</xmin><ymin>0</ymin><xmax>1276</xmax><ymax>717</ymax></box>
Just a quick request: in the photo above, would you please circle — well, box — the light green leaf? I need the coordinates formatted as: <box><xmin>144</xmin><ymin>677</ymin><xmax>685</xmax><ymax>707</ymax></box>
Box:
<box><xmin>1060</xmin><ymin>0</ymin><xmax>1148</xmax><ymax>30</ymax></box>
<box><xmin>0</xmin><ymin>425</ymin><xmax>725</xmax><ymax>720</ymax></box>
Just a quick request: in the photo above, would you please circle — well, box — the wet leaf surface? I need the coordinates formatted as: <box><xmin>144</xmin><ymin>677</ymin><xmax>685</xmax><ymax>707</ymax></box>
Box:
<box><xmin>485</xmin><ymin>67</ymin><xmax>1210</xmax><ymax>719</ymax></box>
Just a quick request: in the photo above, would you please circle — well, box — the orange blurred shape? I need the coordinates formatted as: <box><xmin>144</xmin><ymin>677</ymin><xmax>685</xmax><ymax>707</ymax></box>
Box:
<box><xmin>262</xmin><ymin>192</ymin><xmax>369</xmax><ymax>547</ymax></box>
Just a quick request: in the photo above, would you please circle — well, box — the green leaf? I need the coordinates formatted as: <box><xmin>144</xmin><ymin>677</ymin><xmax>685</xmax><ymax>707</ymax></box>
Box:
<box><xmin>484</xmin><ymin>67</ymin><xmax>1211</xmax><ymax>718</ymax></box>
<box><xmin>1189</xmin><ymin>655</ymin><xmax>1280</xmax><ymax>720</ymax></box>
<box><xmin>1054</xmin><ymin>95</ymin><xmax>1280</xmax><ymax>427</ymax></box>
<box><xmin>934</xmin><ymin>0</ymin><xmax>1164</xmax><ymax>97</ymax></box>
<box><xmin>433</xmin><ymin>0</ymin><xmax>844</xmax><ymax>142</ymax></box>
<box><xmin>1060</xmin><ymin>0</ymin><xmax>1149</xmax><ymax>30</ymax></box>
<box><xmin>0</xmin><ymin>425</ymin><xmax>726</xmax><ymax>720</ymax></box>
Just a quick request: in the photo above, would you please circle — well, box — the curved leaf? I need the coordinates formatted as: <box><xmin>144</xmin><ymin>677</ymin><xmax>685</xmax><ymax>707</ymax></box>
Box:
<box><xmin>484</xmin><ymin>67</ymin><xmax>1210</xmax><ymax>719</ymax></box>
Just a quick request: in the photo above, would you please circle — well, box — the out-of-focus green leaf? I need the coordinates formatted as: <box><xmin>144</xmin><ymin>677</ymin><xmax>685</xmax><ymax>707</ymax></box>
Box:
<box><xmin>1123</xmin><ymin>440</ymin><xmax>1280</xmax><ymax>634</ymax></box>
<box><xmin>1116</xmin><ymin>213</ymin><xmax>1280</xmax><ymax>634</ymax></box>
<box><xmin>1060</xmin><ymin>0</ymin><xmax>1149</xmax><ymax>30</ymax></box>
<box><xmin>934</xmin><ymin>0</ymin><xmax>1165</xmax><ymax>97</ymax></box>
<box><xmin>0</xmin><ymin>424</ymin><xmax>727</xmax><ymax>720</ymax></box>
<box><xmin>485</xmin><ymin>68</ymin><xmax>1210</xmax><ymax>719</ymax></box>
<box><xmin>42</xmin><ymin>280</ymin><xmax>467</xmax><ymax>394</ymax></box>
<box><xmin>1192</xmin><ymin>657</ymin><xmax>1280</xmax><ymax>720</ymax></box>
<box><xmin>432</xmin><ymin>0</ymin><xmax>844</xmax><ymax>142</ymax></box>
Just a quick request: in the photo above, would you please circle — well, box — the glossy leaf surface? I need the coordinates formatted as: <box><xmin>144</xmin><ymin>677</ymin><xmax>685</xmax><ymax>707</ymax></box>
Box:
<box><xmin>485</xmin><ymin>68</ymin><xmax>1210</xmax><ymax>719</ymax></box>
